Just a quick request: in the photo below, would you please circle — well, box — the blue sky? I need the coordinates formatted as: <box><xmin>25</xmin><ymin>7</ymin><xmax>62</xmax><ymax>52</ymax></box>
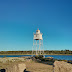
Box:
<box><xmin>0</xmin><ymin>0</ymin><xmax>72</xmax><ymax>51</ymax></box>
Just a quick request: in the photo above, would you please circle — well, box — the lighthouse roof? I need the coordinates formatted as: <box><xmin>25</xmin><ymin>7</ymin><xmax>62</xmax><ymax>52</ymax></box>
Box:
<box><xmin>36</xmin><ymin>28</ymin><xmax>40</xmax><ymax>31</ymax></box>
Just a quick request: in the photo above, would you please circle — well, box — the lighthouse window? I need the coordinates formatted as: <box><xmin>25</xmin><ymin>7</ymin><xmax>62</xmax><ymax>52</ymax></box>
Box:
<box><xmin>36</xmin><ymin>31</ymin><xmax>38</xmax><ymax>32</ymax></box>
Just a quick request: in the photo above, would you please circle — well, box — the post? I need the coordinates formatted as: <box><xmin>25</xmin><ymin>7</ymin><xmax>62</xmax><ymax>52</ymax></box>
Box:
<box><xmin>39</xmin><ymin>40</ymin><xmax>41</xmax><ymax>55</ymax></box>
<box><xmin>42</xmin><ymin>39</ymin><xmax>44</xmax><ymax>54</ymax></box>
<box><xmin>36</xmin><ymin>40</ymin><xmax>37</xmax><ymax>55</ymax></box>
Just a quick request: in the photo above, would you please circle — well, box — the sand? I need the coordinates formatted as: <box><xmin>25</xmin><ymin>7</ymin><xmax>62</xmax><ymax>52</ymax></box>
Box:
<box><xmin>25</xmin><ymin>60</ymin><xmax>53</xmax><ymax>72</ymax></box>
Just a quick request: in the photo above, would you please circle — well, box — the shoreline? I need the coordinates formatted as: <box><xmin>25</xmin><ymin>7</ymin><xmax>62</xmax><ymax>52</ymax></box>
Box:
<box><xmin>0</xmin><ymin>54</ymin><xmax>72</xmax><ymax>55</ymax></box>
<box><xmin>0</xmin><ymin>57</ymin><xmax>53</xmax><ymax>72</ymax></box>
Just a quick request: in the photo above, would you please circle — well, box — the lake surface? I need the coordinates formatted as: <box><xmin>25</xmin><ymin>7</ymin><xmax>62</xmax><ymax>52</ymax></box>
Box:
<box><xmin>0</xmin><ymin>55</ymin><xmax>72</xmax><ymax>60</ymax></box>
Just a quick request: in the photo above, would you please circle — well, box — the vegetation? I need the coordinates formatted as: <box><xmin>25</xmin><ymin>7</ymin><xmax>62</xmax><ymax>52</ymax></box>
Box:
<box><xmin>0</xmin><ymin>50</ymin><xmax>72</xmax><ymax>55</ymax></box>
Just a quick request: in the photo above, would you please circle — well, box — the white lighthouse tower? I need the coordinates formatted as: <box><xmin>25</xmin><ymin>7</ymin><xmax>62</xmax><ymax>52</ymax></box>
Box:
<box><xmin>32</xmin><ymin>29</ymin><xmax>44</xmax><ymax>55</ymax></box>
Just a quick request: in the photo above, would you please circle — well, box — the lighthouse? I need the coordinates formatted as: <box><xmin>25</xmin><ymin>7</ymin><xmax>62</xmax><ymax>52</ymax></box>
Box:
<box><xmin>32</xmin><ymin>29</ymin><xmax>44</xmax><ymax>55</ymax></box>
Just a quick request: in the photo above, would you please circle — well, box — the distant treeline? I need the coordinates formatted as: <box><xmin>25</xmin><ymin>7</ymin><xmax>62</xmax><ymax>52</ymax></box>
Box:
<box><xmin>0</xmin><ymin>50</ymin><xmax>72</xmax><ymax>55</ymax></box>
<box><xmin>44</xmin><ymin>50</ymin><xmax>72</xmax><ymax>55</ymax></box>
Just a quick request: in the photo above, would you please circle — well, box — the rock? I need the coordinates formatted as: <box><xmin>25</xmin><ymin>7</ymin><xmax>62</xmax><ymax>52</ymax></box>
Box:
<box><xmin>46</xmin><ymin>57</ymin><xmax>53</xmax><ymax>59</ymax></box>
<box><xmin>6</xmin><ymin>63</ymin><xmax>26</xmax><ymax>72</ymax></box>
<box><xmin>53</xmin><ymin>61</ymin><xmax>72</xmax><ymax>72</ymax></box>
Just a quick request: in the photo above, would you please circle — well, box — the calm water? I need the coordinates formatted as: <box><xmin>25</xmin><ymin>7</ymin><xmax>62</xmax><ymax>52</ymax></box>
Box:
<box><xmin>0</xmin><ymin>55</ymin><xmax>72</xmax><ymax>60</ymax></box>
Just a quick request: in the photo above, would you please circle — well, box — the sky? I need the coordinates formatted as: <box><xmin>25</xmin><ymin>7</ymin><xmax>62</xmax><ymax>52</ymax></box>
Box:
<box><xmin>0</xmin><ymin>0</ymin><xmax>72</xmax><ymax>51</ymax></box>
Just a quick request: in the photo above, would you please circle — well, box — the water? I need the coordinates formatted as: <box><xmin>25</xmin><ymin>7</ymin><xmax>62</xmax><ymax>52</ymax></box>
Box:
<box><xmin>0</xmin><ymin>55</ymin><xmax>31</xmax><ymax>58</ymax></box>
<box><xmin>45</xmin><ymin>55</ymin><xmax>72</xmax><ymax>60</ymax></box>
<box><xmin>0</xmin><ymin>55</ymin><xmax>72</xmax><ymax>60</ymax></box>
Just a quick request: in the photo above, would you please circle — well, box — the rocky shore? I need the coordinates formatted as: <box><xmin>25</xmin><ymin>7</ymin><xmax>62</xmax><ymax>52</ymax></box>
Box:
<box><xmin>0</xmin><ymin>57</ymin><xmax>53</xmax><ymax>72</ymax></box>
<box><xmin>54</xmin><ymin>61</ymin><xmax>72</xmax><ymax>72</ymax></box>
<box><xmin>0</xmin><ymin>56</ymin><xmax>72</xmax><ymax>72</ymax></box>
